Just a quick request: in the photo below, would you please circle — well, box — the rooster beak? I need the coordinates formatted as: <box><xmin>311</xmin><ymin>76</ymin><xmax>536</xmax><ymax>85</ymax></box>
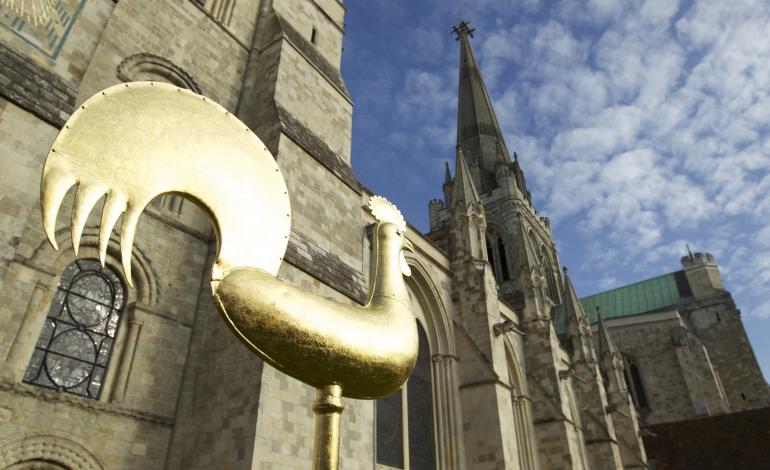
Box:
<box><xmin>402</xmin><ymin>239</ymin><xmax>415</xmax><ymax>253</ymax></box>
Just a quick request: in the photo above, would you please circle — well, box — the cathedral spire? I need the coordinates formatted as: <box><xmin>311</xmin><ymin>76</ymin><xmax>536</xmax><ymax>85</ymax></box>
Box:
<box><xmin>454</xmin><ymin>20</ymin><xmax>512</xmax><ymax>194</ymax></box>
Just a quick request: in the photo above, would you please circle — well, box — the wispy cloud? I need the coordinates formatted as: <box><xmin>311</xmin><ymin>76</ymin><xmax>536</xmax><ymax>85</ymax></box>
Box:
<box><xmin>342</xmin><ymin>0</ymin><xmax>770</xmax><ymax>352</ymax></box>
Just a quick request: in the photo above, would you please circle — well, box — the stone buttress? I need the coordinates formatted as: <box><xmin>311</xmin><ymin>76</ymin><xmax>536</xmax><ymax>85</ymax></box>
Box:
<box><xmin>447</xmin><ymin>146</ymin><xmax>521</xmax><ymax>469</ymax></box>
<box><xmin>562</xmin><ymin>269</ymin><xmax>624</xmax><ymax>469</ymax></box>
<box><xmin>596</xmin><ymin>312</ymin><xmax>648</xmax><ymax>469</ymax></box>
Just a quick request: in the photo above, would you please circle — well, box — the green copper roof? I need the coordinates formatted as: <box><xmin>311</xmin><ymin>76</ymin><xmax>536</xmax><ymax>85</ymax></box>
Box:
<box><xmin>552</xmin><ymin>270</ymin><xmax>693</xmax><ymax>334</ymax></box>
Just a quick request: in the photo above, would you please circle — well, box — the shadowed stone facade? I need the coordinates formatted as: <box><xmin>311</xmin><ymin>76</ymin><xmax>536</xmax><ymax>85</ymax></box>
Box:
<box><xmin>0</xmin><ymin>3</ymin><xmax>766</xmax><ymax>470</ymax></box>
<box><xmin>581</xmin><ymin>253</ymin><xmax>770</xmax><ymax>426</ymax></box>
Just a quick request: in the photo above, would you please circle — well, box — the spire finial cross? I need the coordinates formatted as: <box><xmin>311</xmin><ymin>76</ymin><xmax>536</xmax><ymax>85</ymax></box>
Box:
<box><xmin>452</xmin><ymin>20</ymin><xmax>475</xmax><ymax>40</ymax></box>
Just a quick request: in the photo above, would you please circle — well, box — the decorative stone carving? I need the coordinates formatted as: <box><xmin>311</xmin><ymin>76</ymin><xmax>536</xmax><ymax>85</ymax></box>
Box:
<box><xmin>117</xmin><ymin>53</ymin><xmax>201</xmax><ymax>94</ymax></box>
<box><xmin>0</xmin><ymin>434</ymin><xmax>103</xmax><ymax>470</ymax></box>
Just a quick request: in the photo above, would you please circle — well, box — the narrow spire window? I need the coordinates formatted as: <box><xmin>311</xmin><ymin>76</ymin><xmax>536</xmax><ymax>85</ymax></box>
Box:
<box><xmin>498</xmin><ymin>236</ymin><xmax>509</xmax><ymax>281</ymax></box>
<box><xmin>486</xmin><ymin>232</ymin><xmax>509</xmax><ymax>283</ymax></box>
<box><xmin>311</xmin><ymin>26</ymin><xmax>318</xmax><ymax>45</ymax></box>
<box><xmin>546</xmin><ymin>270</ymin><xmax>557</xmax><ymax>301</ymax></box>
<box><xmin>623</xmin><ymin>355</ymin><xmax>649</xmax><ymax>411</ymax></box>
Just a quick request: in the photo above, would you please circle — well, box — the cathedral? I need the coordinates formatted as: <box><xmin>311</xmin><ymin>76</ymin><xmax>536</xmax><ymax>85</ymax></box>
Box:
<box><xmin>0</xmin><ymin>1</ymin><xmax>767</xmax><ymax>469</ymax></box>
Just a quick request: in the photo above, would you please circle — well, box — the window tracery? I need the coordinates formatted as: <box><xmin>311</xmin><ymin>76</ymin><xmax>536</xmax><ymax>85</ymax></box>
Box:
<box><xmin>23</xmin><ymin>259</ymin><xmax>126</xmax><ymax>399</ymax></box>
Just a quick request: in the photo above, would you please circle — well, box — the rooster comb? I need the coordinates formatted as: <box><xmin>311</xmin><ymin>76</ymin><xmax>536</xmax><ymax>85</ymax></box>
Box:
<box><xmin>368</xmin><ymin>196</ymin><xmax>407</xmax><ymax>233</ymax></box>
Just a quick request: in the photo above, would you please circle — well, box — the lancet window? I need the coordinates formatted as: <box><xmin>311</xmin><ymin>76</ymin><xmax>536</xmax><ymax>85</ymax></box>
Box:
<box><xmin>541</xmin><ymin>248</ymin><xmax>560</xmax><ymax>302</ymax></box>
<box><xmin>623</xmin><ymin>354</ymin><xmax>649</xmax><ymax>411</ymax></box>
<box><xmin>24</xmin><ymin>259</ymin><xmax>126</xmax><ymax>399</ymax></box>
<box><xmin>376</xmin><ymin>321</ymin><xmax>435</xmax><ymax>469</ymax></box>
<box><xmin>486</xmin><ymin>231</ymin><xmax>509</xmax><ymax>283</ymax></box>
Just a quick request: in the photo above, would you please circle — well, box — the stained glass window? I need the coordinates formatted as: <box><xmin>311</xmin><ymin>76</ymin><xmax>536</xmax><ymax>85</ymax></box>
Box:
<box><xmin>623</xmin><ymin>355</ymin><xmax>650</xmax><ymax>411</ymax></box>
<box><xmin>24</xmin><ymin>259</ymin><xmax>126</xmax><ymax>399</ymax></box>
<box><xmin>407</xmin><ymin>323</ymin><xmax>436</xmax><ymax>469</ymax></box>
<box><xmin>376</xmin><ymin>321</ymin><xmax>435</xmax><ymax>468</ymax></box>
<box><xmin>376</xmin><ymin>386</ymin><xmax>404</xmax><ymax>467</ymax></box>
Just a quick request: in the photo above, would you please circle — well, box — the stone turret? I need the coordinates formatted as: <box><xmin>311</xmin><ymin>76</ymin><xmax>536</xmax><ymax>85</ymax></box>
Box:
<box><xmin>425</xmin><ymin>162</ymin><xmax>453</xmax><ymax>248</ymax></box>
<box><xmin>681</xmin><ymin>251</ymin><xmax>725</xmax><ymax>299</ymax></box>
<box><xmin>443</xmin><ymin>160</ymin><xmax>454</xmax><ymax>208</ymax></box>
<box><xmin>428</xmin><ymin>198</ymin><xmax>444</xmax><ymax>230</ymax></box>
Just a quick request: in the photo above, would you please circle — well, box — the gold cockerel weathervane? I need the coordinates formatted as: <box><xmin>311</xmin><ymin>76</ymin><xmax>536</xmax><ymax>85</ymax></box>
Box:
<box><xmin>39</xmin><ymin>82</ymin><xmax>419</xmax><ymax>469</ymax></box>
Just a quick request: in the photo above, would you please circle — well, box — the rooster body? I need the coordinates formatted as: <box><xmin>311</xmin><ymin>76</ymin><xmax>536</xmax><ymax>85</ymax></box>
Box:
<box><xmin>40</xmin><ymin>82</ymin><xmax>418</xmax><ymax>400</ymax></box>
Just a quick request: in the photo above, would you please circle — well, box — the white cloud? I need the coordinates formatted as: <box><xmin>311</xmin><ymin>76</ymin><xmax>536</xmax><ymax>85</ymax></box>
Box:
<box><xmin>598</xmin><ymin>275</ymin><xmax>620</xmax><ymax>290</ymax></box>
<box><xmin>348</xmin><ymin>0</ymin><xmax>770</xmax><ymax>337</ymax></box>
<box><xmin>750</xmin><ymin>299</ymin><xmax>770</xmax><ymax>319</ymax></box>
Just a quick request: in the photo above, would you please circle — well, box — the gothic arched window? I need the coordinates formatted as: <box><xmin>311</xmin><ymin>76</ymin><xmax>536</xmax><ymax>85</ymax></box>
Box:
<box><xmin>623</xmin><ymin>355</ymin><xmax>649</xmax><ymax>411</ymax></box>
<box><xmin>541</xmin><ymin>248</ymin><xmax>559</xmax><ymax>302</ymax></box>
<box><xmin>498</xmin><ymin>236</ymin><xmax>510</xmax><ymax>280</ymax></box>
<box><xmin>376</xmin><ymin>321</ymin><xmax>435</xmax><ymax>468</ymax></box>
<box><xmin>23</xmin><ymin>259</ymin><xmax>126</xmax><ymax>399</ymax></box>
<box><xmin>486</xmin><ymin>231</ymin><xmax>509</xmax><ymax>283</ymax></box>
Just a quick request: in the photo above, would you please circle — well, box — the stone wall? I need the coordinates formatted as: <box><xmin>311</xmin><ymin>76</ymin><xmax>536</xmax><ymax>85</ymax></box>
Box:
<box><xmin>597</xmin><ymin>315</ymin><xmax>698</xmax><ymax>425</ymax></box>
<box><xmin>0</xmin><ymin>1</ymin><xmax>262</xmax><ymax>468</ymax></box>
<box><xmin>76</xmin><ymin>0</ymin><xmax>252</xmax><ymax>109</ymax></box>
<box><xmin>273</xmin><ymin>19</ymin><xmax>352</xmax><ymax>162</ymax></box>
<box><xmin>167</xmin><ymin>242</ymin><xmax>265</xmax><ymax>470</ymax></box>
<box><xmin>0</xmin><ymin>385</ymin><xmax>172</xmax><ymax>468</ymax></box>
<box><xmin>682</xmin><ymin>293</ymin><xmax>770</xmax><ymax>411</ymax></box>
<box><xmin>0</xmin><ymin>1</ymin><xmax>114</xmax><ymax>89</ymax></box>
<box><xmin>273</xmin><ymin>0</ymin><xmax>345</xmax><ymax>68</ymax></box>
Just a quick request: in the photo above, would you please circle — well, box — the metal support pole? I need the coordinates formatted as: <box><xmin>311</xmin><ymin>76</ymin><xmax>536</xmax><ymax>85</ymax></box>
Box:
<box><xmin>313</xmin><ymin>384</ymin><xmax>344</xmax><ymax>470</ymax></box>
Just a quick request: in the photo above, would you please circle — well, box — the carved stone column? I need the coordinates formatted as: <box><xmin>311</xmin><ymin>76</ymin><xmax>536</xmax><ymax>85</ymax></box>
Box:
<box><xmin>6</xmin><ymin>281</ymin><xmax>53</xmax><ymax>381</ymax></box>
<box><xmin>109</xmin><ymin>305</ymin><xmax>143</xmax><ymax>403</ymax></box>
<box><xmin>512</xmin><ymin>394</ymin><xmax>540</xmax><ymax>470</ymax></box>
<box><xmin>432</xmin><ymin>354</ymin><xmax>466</xmax><ymax>470</ymax></box>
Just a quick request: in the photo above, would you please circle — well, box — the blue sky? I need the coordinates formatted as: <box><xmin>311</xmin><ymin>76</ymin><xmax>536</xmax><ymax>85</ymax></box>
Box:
<box><xmin>340</xmin><ymin>0</ymin><xmax>770</xmax><ymax>381</ymax></box>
